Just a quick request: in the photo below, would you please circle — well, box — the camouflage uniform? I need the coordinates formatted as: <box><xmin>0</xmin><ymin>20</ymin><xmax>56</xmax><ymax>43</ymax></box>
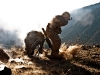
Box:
<box><xmin>24</xmin><ymin>31</ymin><xmax>44</xmax><ymax>57</ymax></box>
<box><xmin>46</xmin><ymin>12</ymin><xmax>71</xmax><ymax>57</ymax></box>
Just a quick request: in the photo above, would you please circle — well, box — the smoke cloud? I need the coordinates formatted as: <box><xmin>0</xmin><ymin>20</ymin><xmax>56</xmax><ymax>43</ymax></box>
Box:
<box><xmin>71</xmin><ymin>9</ymin><xmax>94</xmax><ymax>26</ymax></box>
<box><xmin>0</xmin><ymin>26</ymin><xmax>23</xmax><ymax>48</ymax></box>
<box><xmin>80</xmin><ymin>12</ymin><xmax>94</xmax><ymax>26</ymax></box>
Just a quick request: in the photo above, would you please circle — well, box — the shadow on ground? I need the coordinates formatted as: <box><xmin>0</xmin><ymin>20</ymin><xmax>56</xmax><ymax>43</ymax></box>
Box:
<box><xmin>30</xmin><ymin>57</ymin><xmax>92</xmax><ymax>75</ymax></box>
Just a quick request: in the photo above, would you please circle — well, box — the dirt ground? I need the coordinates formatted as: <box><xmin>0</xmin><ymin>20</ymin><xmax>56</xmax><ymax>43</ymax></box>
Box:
<box><xmin>3</xmin><ymin>46</ymin><xmax>100</xmax><ymax>75</ymax></box>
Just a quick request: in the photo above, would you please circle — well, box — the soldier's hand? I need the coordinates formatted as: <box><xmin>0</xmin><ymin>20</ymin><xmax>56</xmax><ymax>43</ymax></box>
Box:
<box><xmin>56</xmin><ymin>28</ymin><xmax>62</xmax><ymax>34</ymax></box>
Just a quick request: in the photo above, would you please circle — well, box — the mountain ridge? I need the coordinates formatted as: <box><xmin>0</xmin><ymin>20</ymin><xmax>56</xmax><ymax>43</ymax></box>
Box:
<box><xmin>61</xmin><ymin>2</ymin><xmax>100</xmax><ymax>46</ymax></box>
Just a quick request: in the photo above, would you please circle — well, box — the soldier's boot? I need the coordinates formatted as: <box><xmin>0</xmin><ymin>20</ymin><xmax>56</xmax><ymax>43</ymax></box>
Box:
<box><xmin>25</xmin><ymin>47</ymin><xmax>35</xmax><ymax>58</ymax></box>
<box><xmin>51</xmin><ymin>51</ymin><xmax>59</xmax><ymax>56</ymax></box>
<box><xmin>52</xmin><ymin>52</ymin><xmax>63</xmax><ymax>57</ymax></box>
<box><xmin>25</xmin><ymin>48</ymin><xmax>32</xmax><ymax>58</ymax></box>
<box><xmin>46</xmin><ymin>51</ymin><xmax>64</xmax><ymax>59</ymax></box>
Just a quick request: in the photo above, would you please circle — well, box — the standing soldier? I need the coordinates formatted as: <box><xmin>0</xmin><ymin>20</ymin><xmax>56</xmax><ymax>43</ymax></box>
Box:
<box><xmin>46</xmin><ymin>11</ymin><xmax>72</xmax><ymax>58</ymax></box>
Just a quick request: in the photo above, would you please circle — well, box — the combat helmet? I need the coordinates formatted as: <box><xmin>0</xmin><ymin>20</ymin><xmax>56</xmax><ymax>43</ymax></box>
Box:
<box><xmin>62</xmin><ymin>11</ymin><xmax>72</xmax><ymax>20</ymax></box>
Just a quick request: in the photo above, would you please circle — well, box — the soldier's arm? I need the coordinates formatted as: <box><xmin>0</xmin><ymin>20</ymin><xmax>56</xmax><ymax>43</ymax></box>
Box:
<box><xmin>55</xmin><ymin>26</ymin><xmax>62</xmax><ymax>34</ymax></box>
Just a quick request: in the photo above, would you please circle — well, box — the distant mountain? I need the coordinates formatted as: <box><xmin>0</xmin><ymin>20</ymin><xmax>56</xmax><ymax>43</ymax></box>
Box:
<box><xmin>82</xmin><ymin>2</ymin><xmax>100</xmax><ymax>10</ymax></box>
<box><xmin>60</xmin><ymin>2</ymin><xmax>100</xmax><ymax>46</ymax></box>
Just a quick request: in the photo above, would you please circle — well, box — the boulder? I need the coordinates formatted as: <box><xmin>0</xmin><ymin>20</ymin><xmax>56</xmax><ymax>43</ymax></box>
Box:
<box><xmin>0</xmin><ymin>48</ymin><xmax>10</xmax><ymax>63</ymax></box>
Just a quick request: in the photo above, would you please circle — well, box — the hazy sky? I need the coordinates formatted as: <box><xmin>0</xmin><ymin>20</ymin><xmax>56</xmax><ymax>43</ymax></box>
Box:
<box><xmin>0</xmin><ymin>0</ymin><xmax>100</xmax><ymax>39</ymax></box>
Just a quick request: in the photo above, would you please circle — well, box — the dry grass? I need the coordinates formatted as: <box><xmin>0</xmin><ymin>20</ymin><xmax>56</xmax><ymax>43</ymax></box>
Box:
<box><xmin>59</xmin><ymin>44</ymin><xmax>81</xmax><ymax>60</ymax></box>
<box><xmin>0</xmin><ymin>44</ymin><xmax>100</xmax><ymax>75</ymax></box>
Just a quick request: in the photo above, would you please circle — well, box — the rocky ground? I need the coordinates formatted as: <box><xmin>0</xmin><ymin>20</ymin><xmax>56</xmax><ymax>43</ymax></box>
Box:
<box><xmin>1</xmin><ymin>45</ymin><xmax>100</xmax><ymax>75</ymax></box>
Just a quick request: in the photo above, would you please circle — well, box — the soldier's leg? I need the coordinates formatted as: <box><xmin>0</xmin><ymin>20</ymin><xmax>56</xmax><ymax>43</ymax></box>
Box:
<box><xmin>47</xmin><ymin>31</ymin><xmax>61</xmax><ymax>57</ymax></box>
<box><xmin>25</xmin><ymin>43</ymin><xmax>32</xmax><ymax>55</ymax></box>
<box><xmin>51</xmin><ymin>35</ymin><xmax>61</xmax><ymax>57</ymax></box>
<box><xmin>46</xmin><ymin>27</ymin><xmax>62</xmax><ymax>57</ymax></box>
<box><xmin>31</xmin><ymin>43</ymin><xmax>37</xmax><ymax>55</ymax></box>
<box><xmin>38</xmin><ymin>41</ymin><xmax>44</xmax><ymax>54</ymax></box>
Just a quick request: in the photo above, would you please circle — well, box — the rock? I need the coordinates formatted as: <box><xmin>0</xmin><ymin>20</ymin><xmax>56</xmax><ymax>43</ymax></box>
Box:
<box><xmin>0</xmin><ymin>48</ymin><xmax>10</xmax><ymax>63</ymax></box>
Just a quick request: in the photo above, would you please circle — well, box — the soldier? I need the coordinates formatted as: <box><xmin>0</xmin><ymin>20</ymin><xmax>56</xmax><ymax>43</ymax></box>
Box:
<box><xmin>46</xmin><ymin>11</ymin><xmax>72</xmax><ymax>58</ymax></box>
<box><xmin>24</xmin><ymin>30</ymin><xmax>44</xmax><ymax>57</ymax></box>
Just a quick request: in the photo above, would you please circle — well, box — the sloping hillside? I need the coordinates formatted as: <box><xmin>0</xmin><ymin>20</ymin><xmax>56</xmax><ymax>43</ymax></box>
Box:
<box><xmin>61</xmin><ymin>2</ymin><xmax>100</xmax><ymax>46</ymax></box>
<box><xmin>3</xmin><ymin>45</ymin><xmax>100</xmax><ymax>75</ymax></box>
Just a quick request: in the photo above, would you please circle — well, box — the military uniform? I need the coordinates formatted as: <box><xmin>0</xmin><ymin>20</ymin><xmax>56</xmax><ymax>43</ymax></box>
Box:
<box><xmin>24</xmin><ymin>31</ymin><xmax>44</xmax><ymax>57</ymax></box>
<box><xmin>46</xmin><ymin>12</ymin><xmax>71</xmax><ymax>57</ymax></box>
